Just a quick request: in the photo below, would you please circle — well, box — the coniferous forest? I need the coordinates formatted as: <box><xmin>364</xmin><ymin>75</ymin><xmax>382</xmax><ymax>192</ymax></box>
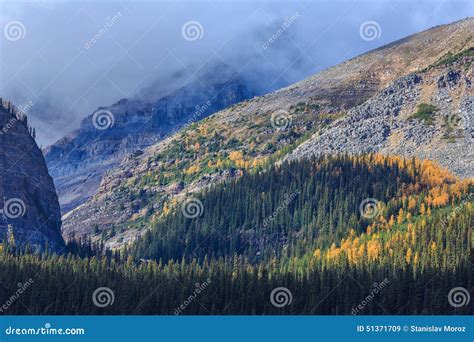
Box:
<box><xmin>0</xmin><ymin>154</ymin><xmax>472</xmax><ymax>315</ymax></box>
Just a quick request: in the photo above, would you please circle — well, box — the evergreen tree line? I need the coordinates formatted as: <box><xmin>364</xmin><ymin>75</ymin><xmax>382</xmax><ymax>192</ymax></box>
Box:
<box><xmin>0</xmin><ymin>154</ymin><xmax>471</xmax><ymax>314</ymax></box>
<box><xmin>0</xmin><ymin>247</ymin><xmax>471</xmax><ymax>315</ymax></box>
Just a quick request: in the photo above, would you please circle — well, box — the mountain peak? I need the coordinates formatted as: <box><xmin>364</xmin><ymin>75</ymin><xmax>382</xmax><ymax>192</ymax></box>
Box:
<box><xmin>45</xmin><ymin>66</ymin><xmax>255</xmax><ymax>214</ymax></box>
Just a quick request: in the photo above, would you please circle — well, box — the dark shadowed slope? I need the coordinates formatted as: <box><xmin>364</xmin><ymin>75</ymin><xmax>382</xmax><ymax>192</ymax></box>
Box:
<box><xmin>0</xmin><ymin>100</ymin><xmax>64</xmax><ymax>252</ymax></box>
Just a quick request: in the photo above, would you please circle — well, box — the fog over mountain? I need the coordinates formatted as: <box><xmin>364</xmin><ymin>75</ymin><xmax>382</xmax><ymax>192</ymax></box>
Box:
<box><xmin>1</xmin><ymin>0</ymin><xmax>473</xmax><ymax>146</ymax></box>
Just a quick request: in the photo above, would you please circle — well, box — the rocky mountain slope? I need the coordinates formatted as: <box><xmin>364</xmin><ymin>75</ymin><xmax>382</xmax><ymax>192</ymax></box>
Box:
<box><xmin>62</xmin><ymin>17</ymin><xmax>473</xmax><ymax>247</ymax></box>
<box><xmin>0</xmin><ymin>100</ymin><xmax>64</xmax><ymax>252</ymax></box>
<box><xmin>287</xmin><ymin>54</ymin><xmax>473</xmax><ymax>174</ymax></box>
<box><xmin>45</xmin><ymin>65</ymin><xmax>254</xmax><ymax>213</ymax></box>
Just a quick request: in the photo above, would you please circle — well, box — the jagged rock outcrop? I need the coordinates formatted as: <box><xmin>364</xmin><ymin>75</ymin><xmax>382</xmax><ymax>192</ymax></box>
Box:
<box><xmin>45</xmin><ymin>64</ymin><xmax>255</xmax><ymax>214</ymax></box>
<box><xmin>0</xmin><ymin>100</ymin><xmax>64</xmax><ymax>252</ymax></box>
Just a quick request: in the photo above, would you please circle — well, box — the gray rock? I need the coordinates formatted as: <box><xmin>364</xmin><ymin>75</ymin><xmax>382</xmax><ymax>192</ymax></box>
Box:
<box><xmin>45</xmin><ymin>65</ymin><xmax>255</xmax><ymax>214</ymax></box>
<box><xmin>288</xmin><ymin>65</ymin><xmax>473</xmax><ymax>178</ymax></box>
<box><xmin>0</xmin><ymin>100</ymin><xmax>64</xmax><ymax>252</ymax></box>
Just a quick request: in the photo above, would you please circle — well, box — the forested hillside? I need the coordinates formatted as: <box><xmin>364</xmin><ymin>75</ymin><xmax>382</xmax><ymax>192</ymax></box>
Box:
<box><xmin>129</xmin><ymin>154</ymin><xmax>472</xmax><ymax>265</ymax></box>
<box><xmin>1</xmin><ymin>154</ymin><xmax>471</xmax><ymax>314</ymax></box>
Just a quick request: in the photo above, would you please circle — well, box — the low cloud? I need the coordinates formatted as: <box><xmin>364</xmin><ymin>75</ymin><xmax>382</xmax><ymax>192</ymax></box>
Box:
<box><xmin>0</xmin><ymin>0</ymin><xmax>472</xmax><ymax>146</ymax></box>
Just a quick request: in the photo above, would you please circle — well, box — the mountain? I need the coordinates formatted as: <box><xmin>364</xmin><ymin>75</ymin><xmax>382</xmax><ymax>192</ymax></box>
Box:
<box><xmin>287</xmin><ymin>50</ymin><xmax>473</xmax><ymax>172</ymax></box>
<box><xmin>62</xmin><ymin>17</ymin><xmax>473</xmax><ymax>247</ymax></box>
<box><xmin>0</xmin><ymin>100</ymin><xmax>64</xmax><ymax>252</ymax></box>
<box><xmin>44</xmin><ymin>64</ymin><xmax>255</xmax><ymax>214</ymax></box>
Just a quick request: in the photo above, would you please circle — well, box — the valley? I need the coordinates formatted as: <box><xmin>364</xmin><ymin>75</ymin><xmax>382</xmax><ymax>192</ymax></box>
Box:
<box><xmin>0</xmin><ymin>16</ymin><xmax>472</xmax><ymax>316</ymax></box>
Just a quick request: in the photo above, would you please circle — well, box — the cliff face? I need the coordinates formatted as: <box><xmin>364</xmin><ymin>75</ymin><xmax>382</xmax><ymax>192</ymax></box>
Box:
<box><xmin>0</xmin><ymin>100</ymin><xmax>64</xmax><ymax>252</ymax></box>
<box><xmin>45</xmin><ymin>68</ymin><xmax>254</xmax><ymax>214</ymax></box>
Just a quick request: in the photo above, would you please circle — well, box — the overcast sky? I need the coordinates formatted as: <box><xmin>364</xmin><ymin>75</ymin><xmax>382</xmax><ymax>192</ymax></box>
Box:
<box><xmin>1</xmin><ymin>0</ymin><xmax>473</xmax><ymax>147</ymax></box>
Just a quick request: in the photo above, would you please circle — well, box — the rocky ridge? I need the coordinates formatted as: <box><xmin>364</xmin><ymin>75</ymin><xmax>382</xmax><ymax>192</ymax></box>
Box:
<box><xmin>0</xmin><ymin>100</ymin><xmax>64</xmax><ymax>252</ymax></box>
<box><xmin>45</xmin><ymin>65</ymin><xmax>254</xmax><ymax>213</ymax></box>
